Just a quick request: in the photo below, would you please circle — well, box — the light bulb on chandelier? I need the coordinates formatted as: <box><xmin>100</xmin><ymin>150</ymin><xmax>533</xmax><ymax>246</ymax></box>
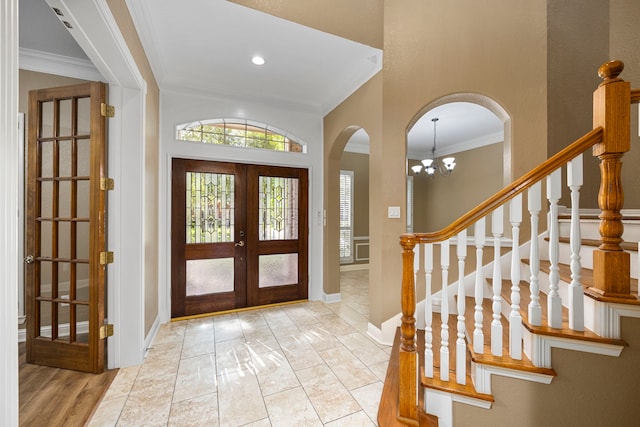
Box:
<box><xmin>412</xmin><ymin>117</ymin><xmax>456</xmax><ymax>177</ymax></box>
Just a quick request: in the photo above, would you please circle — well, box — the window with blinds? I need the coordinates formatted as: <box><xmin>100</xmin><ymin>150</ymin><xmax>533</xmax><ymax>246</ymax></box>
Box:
<box><xmin>339</xmin><ymin>170</ymin><xmax>354</xmax><ymax>263</ymax></box>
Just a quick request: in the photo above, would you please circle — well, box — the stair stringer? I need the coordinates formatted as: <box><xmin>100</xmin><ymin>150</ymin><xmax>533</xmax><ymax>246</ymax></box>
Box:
<box><xmin>522</xmin><ymin>326</ymin><xmax>625</xmax><ymax>369</ymax></box>
<box><xmin>470</xmin><ymin>361</ymin><xmax>554</xmax><ymax>395</ymax></box>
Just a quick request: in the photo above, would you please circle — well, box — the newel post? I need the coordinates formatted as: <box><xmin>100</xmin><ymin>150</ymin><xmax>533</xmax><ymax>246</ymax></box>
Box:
<box><xmin>399</xmin><ymin>234</ymin><xmax>418</xmax><ymax>422</ymax></box>
<box><xmin>590</xmin><ymin>60</ymin><xmax>634</xmax><ymax>298</ymax></box>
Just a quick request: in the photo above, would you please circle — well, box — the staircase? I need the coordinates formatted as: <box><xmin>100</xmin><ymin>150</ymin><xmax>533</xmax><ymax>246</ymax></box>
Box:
<box><xmin>379</xmin><ymin>60</ymin><xmax>640</xmax><ymax>426</ymax></box>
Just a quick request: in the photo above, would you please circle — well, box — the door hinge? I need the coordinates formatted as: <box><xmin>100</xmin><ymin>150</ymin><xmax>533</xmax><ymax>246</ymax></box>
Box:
<box><xmin>100</xmin><ymin>177</ymin><xmax>115</xmax><ymax>191</ymax></box>
<box><xmin>99</xmin><ymin>324</ymin><xmax>114</xmax><ymax>339</ymax></box>
<box><xmin>99</xmin><ymin>251</ymin><xmax>114</xmax><ymax>265</ymax></box>
<box><xmin>101</xmin><ymin>103</ymin><xmax>115</xmax><ymax>118</ymax></box>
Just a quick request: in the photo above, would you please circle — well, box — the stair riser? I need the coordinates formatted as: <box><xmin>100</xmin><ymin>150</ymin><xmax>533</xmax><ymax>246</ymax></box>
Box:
<box><xmin>559</xmin><ymin>218</ymin><xmax>640</xmax><ymax>242</ymax></box>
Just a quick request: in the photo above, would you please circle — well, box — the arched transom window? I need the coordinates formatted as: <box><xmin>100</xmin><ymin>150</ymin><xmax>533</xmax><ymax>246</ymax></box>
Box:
<box><xmin>176</xmin><ymin>119</ymin><xmax>306</xmax><ymax>153</ymax></box>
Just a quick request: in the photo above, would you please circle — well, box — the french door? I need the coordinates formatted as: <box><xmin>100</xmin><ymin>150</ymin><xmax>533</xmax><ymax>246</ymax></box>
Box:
<box><xmin>25</xmin><ymin>82</ymin><xmax>108</xmax><ymax>373</ymax></box>
<box><xmin>171</xmin><ymin>159</ymin><xmax>308</xmax><ymax>318</ymax></box>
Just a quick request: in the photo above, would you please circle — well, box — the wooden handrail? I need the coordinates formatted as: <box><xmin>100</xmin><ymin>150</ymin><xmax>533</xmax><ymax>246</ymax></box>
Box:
<box><xmin>631</xmin><ymin>88</ymin><xmax>640</xmax><ymax>104</ymax></box>
<box><xmin>409</xmin><ymin>126</ymin><xmax>603</xmax><ymax>244</ymax></box>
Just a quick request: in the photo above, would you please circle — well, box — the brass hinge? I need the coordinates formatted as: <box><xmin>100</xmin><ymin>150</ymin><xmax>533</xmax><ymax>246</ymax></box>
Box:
<box><xmin>99</xmin><ymin>251</ymin><xmax>114</xmax><ymax>265</ymax></box>
<box><xmin>101</xmin><ymin>103</ymin><xmax>115</xmax><ymax>118</ymax></box>
<box><xmin>99</xmin><ymin>324</ymin><xmax>114</xmax><ymax>339</ymax></box>
<box><xmin>100</xmin><ymin>177</ymin><xmax>115</xmax><ymax>191</ymax></box>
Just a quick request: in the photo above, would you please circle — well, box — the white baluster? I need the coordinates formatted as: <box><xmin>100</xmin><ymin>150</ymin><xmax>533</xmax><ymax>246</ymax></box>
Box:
<box><xmin>424</xmin><ymin>243</ymin><xmax>434</xmax><ymax>378</ymax></box>
<box><xmin>528</xmin><ymin>182</ymin><xmax>542</xmax><ymax>326</ymax></box>
<box><xmin>440</xmin><ymin>240</ymin><xmax>450</xmax><ymax>381</ymax></box>
<box><xmin>491</xmin><ymin>206</ymin><xmax>504</xmax><ymax>356</ymax></box>
<box><xmin>568</xmin><ymin>156</ymin><xmax>584</xmax><ymax>331</ymax></box>
<box><xmin>547</xmin><ymin>169</ymin><xmax>563</xmax><ymax>329</ymax></box>
<box><xmin>509</xmin><ymin>194</ymin><xmax>523</xmax><ymax>360</ymax></box>
<box><xmin>456</xmin><ymin>230</ymin><xmax>467</xmax><ymax>384</ymax></box>
<box><xmin>473</xmin><ymin>218</ymin><xmax>486</xmax><ymax>354</ymax></box>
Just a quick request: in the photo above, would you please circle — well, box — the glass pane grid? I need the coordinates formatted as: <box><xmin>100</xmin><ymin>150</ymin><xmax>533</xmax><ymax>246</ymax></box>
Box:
<box><xmin>259</xmin><ymin>176</ymin><xmax>299</xmax><ymax>241</ymax></box>
<box><xmin>176</xmin><ymin>120</ymin><xmax>305</xmax><ymax>153</ymax></box>
<box><xmin>186</xmin><ymin>171</ymin><xmax>235</xmax><ymax>244</ymax></box>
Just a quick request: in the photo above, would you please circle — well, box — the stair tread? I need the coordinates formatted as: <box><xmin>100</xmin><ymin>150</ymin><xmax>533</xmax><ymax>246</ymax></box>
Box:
<box><xmin>462</xmin><ymin>296</ymin><xmax>556</xmax><ymax>376</ymax></box>
<box><xmin>523</xmin><ymin>259</ymin><xmax>640</xmax><ymax>305</ymax></box>
<box><xmin>496</xmin><ymin>279</ymin><xmax>626</xmax><ymax>346</ymax></box>
<box><xmin>419</xmin><ymin>314</ymin><xmax>494</xmax><ymax>403</ymax></box>
<box><xmin>553</xmin><ymin>236</ymin><xmax>638</xmax><ymax>252</ymax></box>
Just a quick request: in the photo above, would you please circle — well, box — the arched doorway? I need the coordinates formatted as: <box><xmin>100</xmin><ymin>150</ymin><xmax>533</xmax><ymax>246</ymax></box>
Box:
<box><xmin>407</xmin><ymin>95</ymin><xmax>510</xmax><ymax>233</ymax></box>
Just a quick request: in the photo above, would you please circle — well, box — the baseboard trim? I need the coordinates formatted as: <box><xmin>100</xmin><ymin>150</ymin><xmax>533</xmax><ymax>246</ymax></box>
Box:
<box><xmin>323</xmin><ymin>292</ymin><xmax>342</xmax><ymax>303</ymax></box>
<box><xmin>340</xmin><ymin>263</ymin><xmax>369</xmax><ymax>272</ymax></box>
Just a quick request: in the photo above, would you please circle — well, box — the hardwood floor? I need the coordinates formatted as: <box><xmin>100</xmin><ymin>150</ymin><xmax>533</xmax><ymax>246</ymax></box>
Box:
<box><xmin>19</xmin><ymin>342</ymin><xmax>118</xmax><ymax>427</ymax></box>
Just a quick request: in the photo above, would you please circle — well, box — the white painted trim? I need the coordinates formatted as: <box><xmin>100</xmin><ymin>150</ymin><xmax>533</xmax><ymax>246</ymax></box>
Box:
<box><xmin>339</xmin><ymin>263</ymin><xmax>369</xmax><ymax>272</ymax></box>
<box><xmin>45</xmin><ymin>0</ymin><xmax>149</xmax><ymax>369</ymax></box>
<box><xmin>18</xmin><ymin>48</ymin><xmax>103</xmax><ymax>81</ymax></box>
<box><xmin>471</xmin><ymin>361</ymin><xmax>554</xmax><ymax>395</ymax></box>
<box><xmin>143</xmin><ymin>315</ymin><xmax>162</xmax><ymax>357</ymax></box>
<box><xmin>323</xmin><ymin>292</ymin><xmax>342</xmax><ymax>304</ymax></box>
<box><xmin>424</xmin><ymin>389</ymin><xmax>453</xmax><ymax>427</ymax></box>
<box><xmin>0</xmin><ymin>1</ymin><xmax>20</xmax><ymax>424</ymax></box>
<box><xmin>17</xmin><ymin>321</ymin><xmax>89</xmax><ymax>343</ymax></box>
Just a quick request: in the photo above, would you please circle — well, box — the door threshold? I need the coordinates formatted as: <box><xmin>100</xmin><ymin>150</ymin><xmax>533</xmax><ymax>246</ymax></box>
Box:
<box><xmin>171</xmin><ymin>299</ymin><xmax>309</xmax><ymax>322</ymax></box>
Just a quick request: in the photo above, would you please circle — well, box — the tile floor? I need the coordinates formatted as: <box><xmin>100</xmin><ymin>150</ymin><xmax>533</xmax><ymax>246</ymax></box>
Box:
<box><xmin>89</xmin><ymin>269</ymin><xmax>389</xmax><ymax>426</ymax></box>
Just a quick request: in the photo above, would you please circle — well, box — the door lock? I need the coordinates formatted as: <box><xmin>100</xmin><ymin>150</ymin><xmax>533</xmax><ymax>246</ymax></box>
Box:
<box><xmin>235</xmin><ymin>240</ymin><xmax>245</xmax><ymax>247</ymax></box>
<box><xmin>24</xmin><ymin>255</ymin><xmax>34</xmax><ymax>264</ymax></box>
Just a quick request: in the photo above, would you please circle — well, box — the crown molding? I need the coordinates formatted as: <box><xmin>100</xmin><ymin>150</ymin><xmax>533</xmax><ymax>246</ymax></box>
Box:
<box><xmin>19</xmin><ymin>47</ymin><xmax>103</xmax><ymax>81</ymax></box>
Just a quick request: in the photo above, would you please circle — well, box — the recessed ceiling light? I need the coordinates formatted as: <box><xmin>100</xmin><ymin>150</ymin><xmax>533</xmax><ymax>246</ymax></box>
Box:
<box><xmin>251</xmin><ymin>56</ymin><xmax>265</xmax><ymax>66</ymax></box>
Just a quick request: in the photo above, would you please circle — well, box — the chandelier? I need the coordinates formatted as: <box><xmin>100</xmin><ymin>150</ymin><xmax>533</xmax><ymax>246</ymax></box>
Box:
<box><xmin>411</xmin><ymin>117</ymin><xmax>456</xmax><ymax>176</ymax></box>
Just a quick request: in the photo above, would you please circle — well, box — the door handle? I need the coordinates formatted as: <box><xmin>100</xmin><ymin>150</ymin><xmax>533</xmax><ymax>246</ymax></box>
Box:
<box><xmin>235</xmin><ymin>240</ymin><xmax>245</xmax><ymax>247</ymax></box>
<box><xmin>25</xmin><ymin>255</ymin><xmax>34</xmax><ymax>264</ymax></box>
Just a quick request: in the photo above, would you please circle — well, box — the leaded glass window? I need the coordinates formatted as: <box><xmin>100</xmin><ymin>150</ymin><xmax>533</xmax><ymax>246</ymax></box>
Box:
<box><xmin>176</xmin><ymin>119</ymin><xmax>306</xmax><ymax>153</ymax></box>
<box><xmin>259</xmin><ymin>176</ymin><xmax>298</xmax><ymax>240</ymax></box>
<box><xmin>186</xmin><ymin>172</ymin><xmax>234</xmax><ymax>243</ymax></box>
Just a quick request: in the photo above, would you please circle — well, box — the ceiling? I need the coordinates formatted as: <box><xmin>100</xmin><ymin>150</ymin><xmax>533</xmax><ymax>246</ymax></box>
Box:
<box><xmin>20</xmin><ymin>0</ymin><xmax>502</xmax><ymax>156</ymax></box>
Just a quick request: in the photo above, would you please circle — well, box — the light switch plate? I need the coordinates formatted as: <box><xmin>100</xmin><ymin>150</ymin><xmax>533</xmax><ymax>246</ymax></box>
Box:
<box><xmin>388</xmin><ymin>206</ymin><xmax>401</xmax><ymax>218</ymax></box>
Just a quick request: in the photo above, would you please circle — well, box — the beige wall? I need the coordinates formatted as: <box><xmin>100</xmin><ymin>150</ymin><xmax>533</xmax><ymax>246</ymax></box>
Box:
<box><xmin>107</xmin><ymin>0</ymin><xmax>161</xmax><ymax>336</ymax></box>
<box><xmin>611</xmin><ymin>0</ymin><xmax>640</xmax><ymax>209</ymax></box>
<box><xmin>410</xmin><ymin>143</ymin><xmax>504</xmax><ymax>233</ymax></box>
<box><xmin>324</xmin><ymin>73</ymin><xmax>382</xmax><ymax>299</ymax></box>
<box><xmin>230</xmin><ymin>0</ymin><xmax>383</xmax><ymax>49</ymax></box>
<box><xmin>373</xmin><ymin>0</ymin><xmax>548</xmax><ymax>325</ymax></box>
<box><xmin>340</xmin><ymin>152</ymin><xmax>370</xmax><ymax>264</ymax></box>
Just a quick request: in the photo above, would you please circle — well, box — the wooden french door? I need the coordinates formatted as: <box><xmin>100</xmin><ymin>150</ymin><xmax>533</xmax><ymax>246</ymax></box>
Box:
<box><xmin>25</xmin><ymin>82</ymin><xmax>108</xmax><ymax>373</ymax></box>
<box><xmin>171</xmin><ymin>159</ymin><xmax>308</xmax><ymax>318</ymax></box>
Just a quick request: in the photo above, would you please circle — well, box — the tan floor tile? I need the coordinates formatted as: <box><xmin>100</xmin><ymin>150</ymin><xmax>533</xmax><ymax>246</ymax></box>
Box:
<box><xmin>215</xmin><ymin>338</ymin><xmax>253</xmax><ymax>375</ymax></box>
<box><xmin>168</xmin><ymin>392</ymin><xmax>219</xmax><ymax>427</ymax></box>
<box><xmin>88</xmin><ymin>395</ymin><xmax>127</xmax><ymax>427</ymax></box>
<box><xmin>173</xmin><ymin>353</ymin><xmax>217</xmax><ymax>403</ymax></box>
<box><xmin>217</xmin><ymin>368</ymin><xmax>268</xmax><ymax>426</ymax></box>
<box><xmin>263</xmin><ymin>386</ymin><xmax>322</xmax><ymax>427</ymax></box>
<box><xmin>350</xmin><ymin>381</ymin><xmax>384</xmax><ymax>424</ymax></box>
<box><xmin>102</xmin><ymin>365</ymin><xmax>140</xmax><ymax>401</ymax></box>
<box><xmin>251</xmin><ymin>349</ymin><xmax>300</xmax><ymax>396</ymax></box>
<box><xmin>181</xmin><ymin>338</ymin><xmax>216</xmax><ymax>359</ymax></box>
<box><xmin>277</xmin><ymin>335</ymin><xmax>324</xmax><ymax>371</ymax></box>
<box><xmin>320</xmin><ymin>346</ymin><xmax>378</xmax><ymax>390</ymax></box>
<box><xmin>324</xmin><ymin>410</ymin><xmax>376</xmax><ymax>427</ymax></box>
<box><xmin>338</xmin><ymin>332</ymin><xmax>390</xmax><ymax>366</ymax></box>
<box><xmin>296</xmin><ymin>364</ymin><xmax>361</xmax><ymax>423</ymax></box>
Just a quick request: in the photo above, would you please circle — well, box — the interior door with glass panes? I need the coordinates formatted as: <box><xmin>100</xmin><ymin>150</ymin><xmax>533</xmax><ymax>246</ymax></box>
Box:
<box><xmin>25</xmin><ymin>82</ymin><xmax>108</xmax><ymax>373</ymax></box>
<box><xmin>171</xmin><ymin>159</ymin><xmax>308</xmax><ymax>318</ymax></box>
